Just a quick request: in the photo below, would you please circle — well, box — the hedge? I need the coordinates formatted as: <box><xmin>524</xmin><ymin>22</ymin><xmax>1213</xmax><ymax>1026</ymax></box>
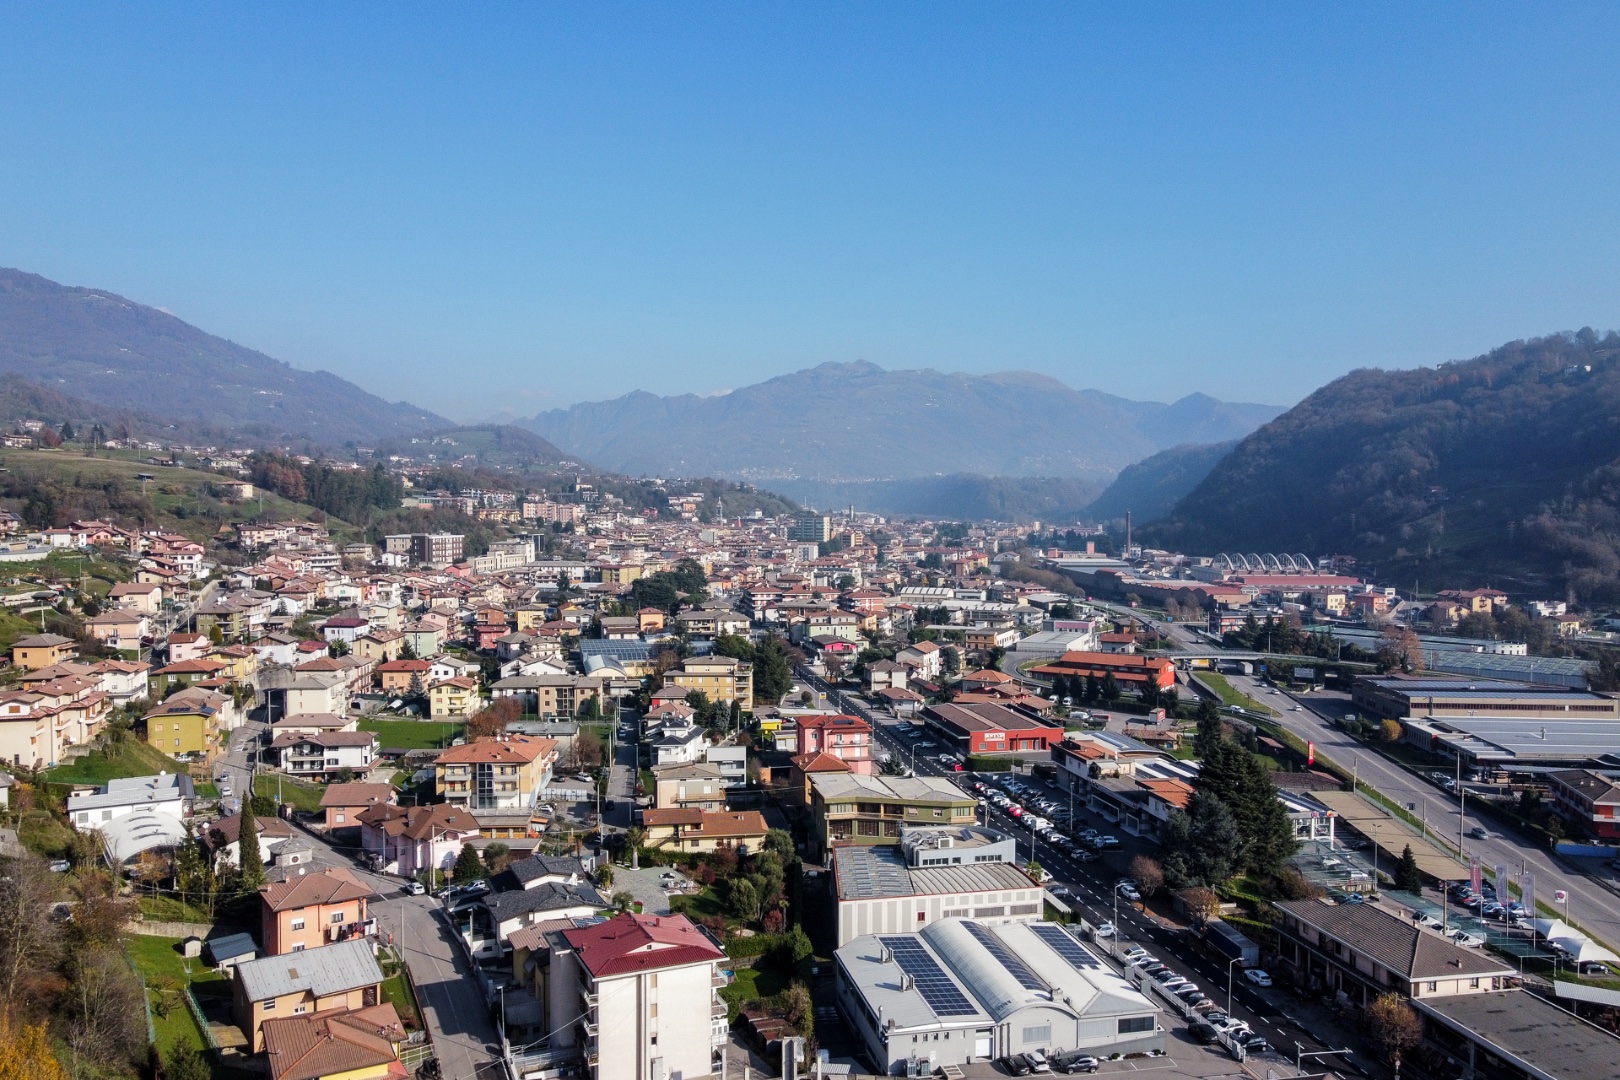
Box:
<box><xmin>966</xmin><ymin>755</ymin><xmax>1024</xmax><ymax>772</ymax></box>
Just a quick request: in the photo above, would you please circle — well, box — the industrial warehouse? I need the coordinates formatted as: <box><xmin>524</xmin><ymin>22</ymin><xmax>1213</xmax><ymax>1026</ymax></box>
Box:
<box><xmin>835</xmin><ymin>918</ymin><xmax>1163</xmax><ymax>1074</ymax></box>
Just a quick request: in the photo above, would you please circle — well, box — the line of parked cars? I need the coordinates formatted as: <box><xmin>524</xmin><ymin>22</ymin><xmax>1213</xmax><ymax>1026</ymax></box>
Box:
<box><xmin>971</xmin><ymin>777</ymin><xmax>1119</xmax><ymax>858</ymax></box>
<box><xmin>995</xmin><ymin>1049</ymin><xmax>1099</xmax><ymax>1074</ymax></box>
<box><xmin>1117</xmin><ymin>947</ymin><xmax>1272</xmax><ymax>1056</ymax></box>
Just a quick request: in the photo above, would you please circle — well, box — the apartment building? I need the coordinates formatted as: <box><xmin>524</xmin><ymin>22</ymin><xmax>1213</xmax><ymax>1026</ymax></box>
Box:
<box><xmin>794</xmin><ymin>713</ymin><xmax>875</xmax><ymax>774</ymax></box>
<box><xmin>808</xmin><ymin>774</ymin><xmax>978</xmax><ymax>860</ymax></box>
<box><xmin>10</xmin><ymin>633</ymin><xmax>78</xmax><ymax>671</ymax></box>
<box><xmin>144</xmin><ymin>687</ymin><xmax>232</xmax><ymax>759</ymax></box>
<box><xmin>434</xmin><ymin>734</ymin><xmax>558</xmax><ymax>811</ymax></box>
<box><xmin>548</xmin><ymin>913</ymin><xmax>728</xmax><ymax>1080</ymax></box>
<box><xmin>662</xmin><ymin>655</ymin><xmax>753</xmax><ymax>706</ymax></box>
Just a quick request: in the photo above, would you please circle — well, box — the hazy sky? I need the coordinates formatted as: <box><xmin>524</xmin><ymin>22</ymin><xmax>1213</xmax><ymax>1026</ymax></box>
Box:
<box><xmin>3</xmin><ymin>6</ymin><xmax>1620</xmax><ymax>422</ymax></box>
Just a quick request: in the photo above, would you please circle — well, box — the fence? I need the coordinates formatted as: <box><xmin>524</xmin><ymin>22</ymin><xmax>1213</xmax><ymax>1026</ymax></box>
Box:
<box><xmin>183</xmin><ymin>985</ymin><xmax>218</xmax><ymax>1050</ymax></box>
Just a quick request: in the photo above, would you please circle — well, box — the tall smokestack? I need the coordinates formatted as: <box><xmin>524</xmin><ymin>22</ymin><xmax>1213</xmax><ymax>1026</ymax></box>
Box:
<box><xmin>1125</xmin><ymin>511</ymin><xmax>1132</xmax><ymax>558</ymax></box>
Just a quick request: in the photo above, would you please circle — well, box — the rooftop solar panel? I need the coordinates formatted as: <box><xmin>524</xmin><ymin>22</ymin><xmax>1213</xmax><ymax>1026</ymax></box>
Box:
<box><xmin>964</xmin><ymin>922</ymin><xmax>1045</xmax><ymax>990</ymax></box>
<box><xmin>879</xmin><ymin>936</ymin><xmax>978</xmax><ymax>1017</ymax></box>
<box><xmin>1030</xmin><ymin>922</ymin><xmax>1102</xmax><ymax>970</ymax></box>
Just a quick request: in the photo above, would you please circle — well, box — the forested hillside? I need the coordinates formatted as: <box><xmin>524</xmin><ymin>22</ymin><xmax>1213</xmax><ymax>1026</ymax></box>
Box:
<box><xmin>1145</xmin><ymin>332</ymin><xmax>1620</xmax><ymax>601</ymax></box>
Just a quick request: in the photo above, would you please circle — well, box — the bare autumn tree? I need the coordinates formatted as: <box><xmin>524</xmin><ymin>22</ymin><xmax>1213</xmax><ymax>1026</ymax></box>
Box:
<box><xmin>60</xmin><ymin>945</ymin><xmax>146</xmax><ymax>1078</ymax></box>
<box><xmin>0</xmin><ymin>853</ymin><xmax>61</xmax><ymax>1003</ymax></box>
<box><xmin>467</xmin><ymin>697</ymin><xmax>522</xmax><ymax>739</ymax></box>
<box><xmin>1364</xmin><ymin>992</ymin><xmax>1421</xmax><ymax>1080</ymax></box>
<box><xmin>1128</xmin><ymin>855</ymin><xmax>1164</xmax><ymax>899</ymax></box>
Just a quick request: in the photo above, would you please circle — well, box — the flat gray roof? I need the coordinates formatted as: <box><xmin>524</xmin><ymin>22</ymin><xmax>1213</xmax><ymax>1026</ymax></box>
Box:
<box><xmin>1416</xmin><ymin>990</ymin><xmax>1620</xmax><ymax>1080</ymax></box>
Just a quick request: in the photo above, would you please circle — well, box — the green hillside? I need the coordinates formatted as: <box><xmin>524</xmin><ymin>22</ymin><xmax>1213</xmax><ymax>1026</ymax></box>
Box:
<box><xmin>1145</xmin><ymin>331</ymin><xmax>1620</xmax><ymax>601</ymax></box>
<box><xmin>0</xmin><ymin>448</ymin><xmax>354</xmax><ymax>542</ymax></box>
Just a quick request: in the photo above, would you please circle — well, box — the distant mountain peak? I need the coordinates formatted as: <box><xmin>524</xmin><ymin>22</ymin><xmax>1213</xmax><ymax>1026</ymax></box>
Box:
<box><xmin>523</xmin><ymin>362</ymin><xmax>1285</xmax><ymax>483</ymax></box>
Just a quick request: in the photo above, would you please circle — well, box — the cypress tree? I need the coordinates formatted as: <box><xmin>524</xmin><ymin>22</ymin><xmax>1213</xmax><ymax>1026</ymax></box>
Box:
<box><xmin>238</xmin><ymin>810</ymin><xmax>266</xmax><ymax>890</ymax></box>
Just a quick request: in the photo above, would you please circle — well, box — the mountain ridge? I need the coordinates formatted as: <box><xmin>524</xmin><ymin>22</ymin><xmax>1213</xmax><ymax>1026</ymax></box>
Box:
<box><xmin>1145</xmin><ymin>331</ymin><xmax>1620</xmax><ymax>600</ymax></box>
<box><xmin>0</xmin><ymin>268</ymin><xmax>451</xmax><ymax>446</ymax></box>
<box><xmin>520</xmin><ymin>361</ymin><xmax>1284</xmax><ymax>482</ymax></box>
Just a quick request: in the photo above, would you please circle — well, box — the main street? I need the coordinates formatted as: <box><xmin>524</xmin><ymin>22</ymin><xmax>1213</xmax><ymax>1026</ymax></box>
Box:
<box><xmin>1235</xmin><ymin>672</ymin><xmax>1620</xmax><ymax>951</ymax></box>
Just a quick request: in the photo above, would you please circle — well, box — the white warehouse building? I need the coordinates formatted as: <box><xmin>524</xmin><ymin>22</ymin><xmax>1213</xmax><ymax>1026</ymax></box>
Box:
<box><xmin>836</xmin><ymin>918</ymin><xmax>1163</xmax><ymax>1075</ymax></box>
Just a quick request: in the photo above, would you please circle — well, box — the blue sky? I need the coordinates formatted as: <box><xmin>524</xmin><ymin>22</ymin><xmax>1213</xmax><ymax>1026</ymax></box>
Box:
<box><xmin>2</xmin><ymin>6</ymin><xmax>1619</xmax><ymax>422</ymax></box>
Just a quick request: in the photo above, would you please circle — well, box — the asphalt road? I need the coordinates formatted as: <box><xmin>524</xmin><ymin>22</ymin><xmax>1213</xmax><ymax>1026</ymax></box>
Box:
<box><xmin>1242</xmin><ymin>673</ymin><xmax>1620</xmax><ymax>950</ymax></box>
<box><xmin>294</xmin><ymin>825</ymin><xmax>502</xmax><ymax>1080</ymax></box>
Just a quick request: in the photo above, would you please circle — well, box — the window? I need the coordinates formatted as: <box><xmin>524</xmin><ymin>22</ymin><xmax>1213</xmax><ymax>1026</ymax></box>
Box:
<box><xmin>293</xmin><ymin>1005</ymin><xmax>307</xmax><ymax>1015</ymax></box>
<box><xmin>1119</xmin><ymin>1017</ymin><xmax>1155</xmax><ymax>1034</ymax></box>
<box><xmin>263</xmin><ymin>1000</ymin><xmax>275</xmax><ymax>1012</ymax></box>
<box><xmin>335</xmin><ymin>813</ymin><xmax>345</xmax><ymax>823</ymax></box>
<box><xmin>331</xmin><ymin>912</ymin><xmax>344</xmax><ymax>923</ymax></box>
<box><xmin>1426</xmin><ymin>982</ymin><xmax>1437</xmax><ymax>993</ymax></box>
<box><xmin>1021</xmin><ymin>1025</ymin><xmax>1051</xmax><ymax>1044</ymax></box>
<box><xmin>649</xmin><ymin>974</ymin><xmax>657</xmax><ymax>988</ymax></box>
<box><xmin>649</xmin><ymin>1004</ymin><xmax>658</xmax><ymax>1018</ymax></box>
<box><xmin>1469</xmin><ymin>978</ymin><xmax>1479</xmax><ymax>989</ymax></box>
<box><xmin>291</xmin><ymin>918</ymin><xmax>306</xmax><ymax>930</ymax></box>
<box><xmin>292</xmin><ymin>944</ymin><xmax>305</xmax><ymax>952</ymax></box>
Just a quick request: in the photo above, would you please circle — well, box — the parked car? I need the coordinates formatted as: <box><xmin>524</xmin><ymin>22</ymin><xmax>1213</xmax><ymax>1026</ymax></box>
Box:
<box><xmin>1092</xmin><ymin>921</ymin><xmax>1115</xmax><ymax>938</ymax></box>
<box><xmin>1449</xmin><ymin>929</ymin><xmax>1486</xmax><ymax>948</ymax></box>
<box><xmin>1058</xmin><ymin>1055</ymin><xmax>1099</xmax><ymax>1074</ymax></box>
<box><xmin>404</xmin><ymin>881</ymin><xmax>426</xmax><ymax>895</ymax></box>
<box><xmin>1242</xmin><ymin>1034</ymin><xmax>1271</xmax><ymax>1053</ymax></box>
<box><xmin>1244</xmin><ymin>969</ymin><xmax>1273</xmax><ymax>987</ymax></box>
<box><xmin>1022</xmin><ymin>1050</ymin><xmax>1053</xmax><ymax>1074</ymax></box>
<box><xmin>1117</xmin><ymin>883</ymin><xmax>1142</xmax><ymax>903</ymax></box>
<box><xmin>1188</xmin><ymin>1021</ymin><xmax>1219</xmax><ymax>1044</ymax></box>
<box><xmin>998</xmin><ymin>1055</ymin><xmax>1032</xmax><ymax>1076</ymax></box>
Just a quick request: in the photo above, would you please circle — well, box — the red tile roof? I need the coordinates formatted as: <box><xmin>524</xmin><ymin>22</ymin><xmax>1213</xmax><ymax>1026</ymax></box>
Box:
<box><xmin>562</xmin><ymin>912</ymin><xmax>724</xmax><ymax>978</ymax></box>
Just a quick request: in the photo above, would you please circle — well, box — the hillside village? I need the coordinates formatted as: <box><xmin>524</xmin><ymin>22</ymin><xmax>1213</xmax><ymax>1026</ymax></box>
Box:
<box><xmin>1</xmin><ymin>439</ymin><xmax>1620</xmax><ymax>1080</ymax></box>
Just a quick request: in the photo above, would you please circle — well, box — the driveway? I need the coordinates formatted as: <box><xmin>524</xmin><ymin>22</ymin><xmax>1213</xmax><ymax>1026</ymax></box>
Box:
<box><xmin>611</xmin><ymin>865</ymin><xmax>673</xmax><ymax>915</ymax></box>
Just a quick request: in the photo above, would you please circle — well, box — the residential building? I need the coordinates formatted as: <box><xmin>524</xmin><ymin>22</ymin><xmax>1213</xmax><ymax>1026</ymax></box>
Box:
<box><xmin>320</xmin><ymin>783</ymin><xmax>396</xmax><ymax>832</ymax></box>
<box><xmin>107</xmin><ymin>581</ymin><xmax>164</xmax><ymax>614</ymax></box>
<box><xmin>260</xmin><ymin>866</ymin><xmax>378</xmax><ymax>955</ymax></box>
<box><xmin>489</xmin><ymin>674</ymin><xmax>602</xmax><ymax>719</ymax></box>
<box><xmin>271</xmin><ymin>731</ymin><xmax>379</xmax><ymax>780</ymax></box>
<box><xmin>895</xmin><ymin>640</ymin><xmax>944</xmax><ymax>680</ymax></box>
<box><xmin>836</xmin><ymin>919</ymin><xmax>1163</xmax><ymax>1073</ymax></box>
<box><xmin>638</xmin><ymin>809</ymin><xmax>770</xmax><ymax>855</ymax></box>
<box><xmin>662</xmin><ymin>655</ymin><xmax>753</xmax><ymax>706</ymax></box>
<box><xmin>356</xmin><ymin>802</ymin><xmax>480</xmax><ymax>878</ymax></box>
<box><xmin>376</xmin><ymin>659</ymin><xmax>433</xmax><ymax>695</ymax></box>
<box><xmin>434</xmin><ymin>734</ymin><xmax>558</xmax><ymax>811</ymax></box>
<box><xmin>1273</xmin><ymin>899</ymin><xmax>1516</xmax><ymax>1004</ymax></box>
<box><xmin>832</xmin><ymin>834</ymin><xmax>1037</xmax><ymax>946</ymax></box>
<box><xmin>149</xmin><ymin>657</ymin><xmax>229</xmax><ymax>697</ymax></box>
<box><xmin>548</xmin><ymin>913</ymin><xmax>729</xmax><ymax>1080</ymax></box>
<box><xmin>84</xmin><ymin>609</ymin><xmax>147</xmax><ymax>651</ymax></box>
<box><xmin>144</xmin><ymin>687</ymin><xmax>232</xmax><ymax>758</ymax></box>
<box><xmin>651</xmin><ymin>763</ymin><xmax>728</xmax><ymax>812</ymax></box>
<box><xmin>704</xmin><ymin>743</ymin><xmax>747</xmax><ymax>788</ymax></box>
<box><xmin>789</xmin><ymin>512</ymin><xmax>832</xmax><ymax>543</ymax></box>
<box><xmin>232</xmin><ymin>938</ymin><xmax>385</xmax><ymax>1052</ymax></box>
<box><xmin>206</xmin><ymin>811</ymin><xmax>298</xmax><ymax>871</ymax></box>
<box><xmin>11</xmin><ymin>633</ymin><xmax>78</xmax><ymax>670</ymax></box>
<box><xmin>261</xmin><ymin>1003</ymin><xmax>406</xmax><ymax>1080</ymax></box>
<box><xmin>793</xmin><ymin>713</ymin><xmax>874</xmax><ymax>774</ymax></box>
<box><xmin>468</xmin><ymin>881</ymin><xmax>604</xmax><ymax>957</ymax></box>
<box><xmin>428</xmin><ymin>677</ymin><xmax>480</xmax><ymax>718</ymax></box>
<box><xmin>808</xmin><ymin>773</ymin><xmax>978</xmax><ymax>860</ymax></box>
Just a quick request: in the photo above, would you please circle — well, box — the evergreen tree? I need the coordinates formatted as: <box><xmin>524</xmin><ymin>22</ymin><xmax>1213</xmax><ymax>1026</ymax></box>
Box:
<box><xmin>752</xmin><ymin>634</ymin><xmax>793</xmax><ymax>705</ymax></box>
<box><xmin>1395</xmin><ymin>845</ymin><xmax>1423</xmax><ymax>893</ymax></box>
<box><xmin>1160</xmin><ymin>792</ymin><xmax>1245</xmax><ymax>887</ymax></box>
<box><xmin>237</xmin><ymin>811</ymin><xmax>266</xmax><ymax>890</ymax></box>
<box><xmin>166</xmin><ymin>1042</ymin><xmax>210</xmax><ymax>1080</ymax></box>
<box><xmin>452</xmin><ymin>844</ymin><xmax>485</xmax><ymax>884</ymax></box>
<box><xmin>1194</xmin><ymin>696</ymin><xmax>1222</xmax><ymax>756</ymax></box>
<box><xmin>1101</xmin><ymin>670</ymin><xmax>1119</xmax><ymax>701</ymax></box>
<box><xmin>1083</xmin><ymin>674</ymin><xmax>1101</xmax><ymax>704</ymax></box>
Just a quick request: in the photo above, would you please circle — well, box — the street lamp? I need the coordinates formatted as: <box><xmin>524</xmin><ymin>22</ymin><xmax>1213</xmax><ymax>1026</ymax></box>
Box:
<box><xmin>1226</xmin><ymin>957</ymin><xmax>1240</xmax><ymax>1016</ymax></box>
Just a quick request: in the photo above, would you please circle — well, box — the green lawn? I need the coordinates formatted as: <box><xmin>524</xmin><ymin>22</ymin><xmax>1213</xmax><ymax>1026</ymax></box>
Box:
<box><xmin>139</xmin><ymin>894</ymin><xmax>215</xmax><ymax>924</ymax></box>
<box><xmin>379</xmin><ymin>948</ymin><xmax>422</xmax><ymax>1028</ymax></box>
<box><xmin>1196</xmin><ymin>672</ymin><xmax>1278</xmax><ymax>717</ymax></box>
<box><xmin>668</xmin><ymin>885</ymin><xmax>726</xmax><ymax>922</ymax></box>
<box><xmin>359</xmin><ymin>719</ymin><xmax>465</xmax><ymax>750</ymax></box>
<box><xmin>124</xmin><ymin>935</ymin><xmax>226</xmax><ymax>1058</ymax></box>
<box><xmin>718</xmin><ymin>961</ymin><xmax>791</xmax><ymax>1018</ymax></box>
<box><xmin>254</xmin><ymin>772</ymin><xmax>327</xmax><ymax>814</ymax></box>
<box><xmin>17</xmin><ymin>808</ymin><xmax>75</xmax><ymax>857</ymax></box>
<box><xmin>42</xmin><ymin>736</ymin><xmax>186</xmax><ymax>786</ymax></box>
